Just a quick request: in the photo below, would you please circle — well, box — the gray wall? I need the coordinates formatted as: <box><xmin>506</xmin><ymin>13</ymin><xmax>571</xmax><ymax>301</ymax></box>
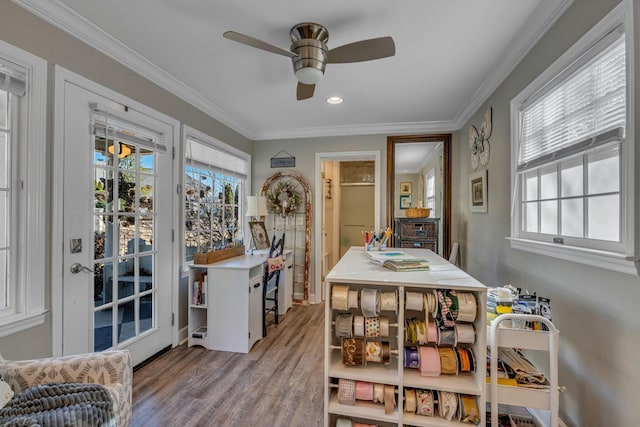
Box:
<box><xmin>0</xmin><ymin>1</ymin><xmax>251</xmax><ymax>359</ymax></box>
<box><xmin>454</xmin><ymin>0</ymin><xmax>637</xmax><ymax>426</ymax></box>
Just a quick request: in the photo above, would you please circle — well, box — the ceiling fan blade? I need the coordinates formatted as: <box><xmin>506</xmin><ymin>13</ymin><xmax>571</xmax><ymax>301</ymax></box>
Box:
<box><xmin>297</xmin><ymin>83</ymin><xmax>315</xmax><ymax>100</ymax></box>
<box><xmin>327</xmin><ymin>36</ymin><xmax>395</xmax><ymax>63</ymax></box>
<box><xmin>223</xmin><ymin>31</ymin><xmax>297</xmax><ymax>58</ymax></box>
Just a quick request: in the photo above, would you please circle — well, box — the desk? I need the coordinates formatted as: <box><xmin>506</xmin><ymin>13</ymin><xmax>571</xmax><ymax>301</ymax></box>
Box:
<box><xmin>188</xmin><ymin>250</ymin><xmax>292</xmax><ymax>353</ymax></box>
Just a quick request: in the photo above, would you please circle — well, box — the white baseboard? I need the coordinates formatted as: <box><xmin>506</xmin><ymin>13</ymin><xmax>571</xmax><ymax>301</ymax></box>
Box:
<box><xmin>178</xmin><ymin>326</ymin><xmax>188</xmax><ymax>346</ymax></box>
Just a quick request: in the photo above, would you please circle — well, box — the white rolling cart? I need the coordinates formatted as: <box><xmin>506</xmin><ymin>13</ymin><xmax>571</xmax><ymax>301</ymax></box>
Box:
<box><xmin>488</xmin><ymin>314</ymin><xmax>559</xmax><ymax>427</ymax></box>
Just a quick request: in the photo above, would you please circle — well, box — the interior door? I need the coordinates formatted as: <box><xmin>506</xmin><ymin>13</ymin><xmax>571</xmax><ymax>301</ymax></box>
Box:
<box><xmin>61</xmin><ymin>82</ymin><xmax>173</xmax><ymax>365</ymax></box>
<box><xmin>339</xmin><ymin>185</ymin><xmax>375</xmax><ymax>257</ymax></box>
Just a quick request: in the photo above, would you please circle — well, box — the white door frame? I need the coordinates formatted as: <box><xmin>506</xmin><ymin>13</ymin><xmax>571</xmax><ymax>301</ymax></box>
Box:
<box><xmin>313</xmin><ymin>151</ymin><xmax>380</xmax><ymax>304</ymax></box>
<box><xmin>52</xmin><ymin>65</ymin><xmax>180</xmax><ymax>356</ymax></box>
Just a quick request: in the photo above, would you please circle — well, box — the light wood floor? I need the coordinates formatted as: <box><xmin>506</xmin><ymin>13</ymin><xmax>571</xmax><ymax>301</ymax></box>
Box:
<box><xmin>130</xmin><ymin>302</ymin><xmax>325</xmax><ymax>427</ymax></box>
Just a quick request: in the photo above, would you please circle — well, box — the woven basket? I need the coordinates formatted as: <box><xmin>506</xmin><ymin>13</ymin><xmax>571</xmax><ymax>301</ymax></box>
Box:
<box><xmin>405</xmin><ymin>207</ymin><xmax>431</xmax><ymax>218</ymax></box>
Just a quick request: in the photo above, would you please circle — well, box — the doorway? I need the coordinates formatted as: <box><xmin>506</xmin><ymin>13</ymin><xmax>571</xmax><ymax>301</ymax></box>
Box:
<box><xmin>314</xmin><ymin>151</ymin><xmax>380</xmax><ymax>303</ymax></box>
<box><xmin>52</xmin><ymin>67</ymin><xmax>178</xmax><ymax>365</ymax></box>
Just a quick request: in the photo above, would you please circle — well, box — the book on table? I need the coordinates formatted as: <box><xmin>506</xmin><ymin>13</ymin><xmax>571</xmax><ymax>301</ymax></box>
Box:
<box><xmin>364</xmin><ymin>250</ymin><xmax>429</xmax><ymax>271</ymax></box>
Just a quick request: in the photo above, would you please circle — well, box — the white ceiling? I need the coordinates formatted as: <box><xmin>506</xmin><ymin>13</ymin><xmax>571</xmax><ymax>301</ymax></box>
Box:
<box><xmin>16</xmin><ymin>0</ymin><xmax>568</xmax><ymax>141</ymax></box>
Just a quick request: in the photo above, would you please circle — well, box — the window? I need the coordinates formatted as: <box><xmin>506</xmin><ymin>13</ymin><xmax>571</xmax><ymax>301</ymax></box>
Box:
<box><xmin>0</xmin><ymin>41</ymin><xmax>47</xmax><ymax>336</ymax></box>
<box><xmin>183</xmin><ymin>127</ymin><xmax>249</xmax><ymax>266</ymax></box>
<box><xmin>509</xmin><ymin>3</ymin><xmax>636</xmax><ymax>274</ymax></box>
<box><xmin>425</xmin><ymin>169</ymin><xmax>436</xmax><ymax>214</ymax></box>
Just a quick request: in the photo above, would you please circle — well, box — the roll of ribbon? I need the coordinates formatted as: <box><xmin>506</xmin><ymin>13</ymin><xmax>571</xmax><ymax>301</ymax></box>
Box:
<box><xmin>416</xmin><ymin>320</ymin><xmax>428</xmax><ymax>345</ymax></box>
<box><xmin>347</xmin><ymin>289</ymin><xmax>359</xmax><ymax>310</ymax></box>
<box><xmin>384</xmin><ymin>384</ymin><xmax>395</xmax><ymax>415</ymax></box>
<box><xmin>381</xmin><ymin>342</ymin><xmax>391</xmax><ymax>365</ymax></box>
<box><xmin>467</xmin><ymin>347</ymin><xmax>477</xmax><ymax>372</ymax></box>
<box><xmin>405</xmin><ymin>318</ymin><xmax>417</xmax><ymax>344</ymax></box>
<box><xmin>456</xmin><ymin>292</ymin><xmax>477</xmax><ymax>323</ymax></box>
<box><xmin>331</xmin><ymin>284</ymin><xmax>349</xmax><ymax>311</ymax></box>
<box><xmin>425</xmin><ymin>291</ymin><xmax>436</xmax><ymax>315</ymax></box>
<box><xmin>418</xmin><ymin>346</ymin><xmax>440</xmax><ymax>377</ymax></box>
<box><xmin>365</xmin><ymin>341</ymin><xmax>382</xmax><ymax>363</ymax></box>
<box><xmin>380</xmin><ymin>291</ymin><xmax>398</xmax><ymax>313</ymax></box>
<box><xmin>353</xmin><ymin>315</ymin><xmax>365</xmax><ymax>338</ymax></box>
<box><xmin>439</xmin><ymin>346</ymin><xmax>459</xmax><ymax>375</ymax></box>
<box><xmin>335</xmin><ymin>313</ymin><xmax>354</xmax><ymax>339</ymax></box>
<box><xmin>365</xmin><ymin>317</ymin><xmax>381</xmax><ymax>338</ymax></box>
<box><xmin>457</xmin><ymin>347</ymin><xmax>472</xmax><ymax>373</ymax></box>
<box><xmin>373</xmin><ymin>383</ymin><xmax>385</xmax><ymax>404</ymax></box>
<box><xmin>335</xmin><ymin>418</ymin><xmax>352</xmax><ymax>427</ymax></box>
<box><xmin>404</xmin><ymin>346</ymin><xmax>420</xmax><ymax>369</ymax></box>
<box><xmin>436</xmin><ymin>290</ymin><xmax>457</xmax><ymax>328</ymax></box>
<box><xmin>337</xmin><ymin>378</ymin><xmax>356</xmax><ymax>405</ymax></box>
<box><xmin>427</xmin><ymin>321</ymin><xmax>438</xmax><ymax>343</ymax></box>
<box><xmin>341</xmin><ymin>338</ymin><xmax>365</xmax><ymax>366</ymax></box>
<box><xmin>405</xmin><ymin>291</ymin><xmax>423</xmax><ymax>311</ymax></box>
<box><xmin>416</xmin><ymin>389</ymin><xmax>434</xmax><ymax>416</ymax></box>
<box><xmin>455</xmin><ymin>323</ymin><xmax>476</xmax><ymax>344</ymax></box>
<box><xmin>438</xmin><ymin>390</ymin><xmax>458</xmax><ymax>421</ymax></box>
<box><xmin>460</xmin><ymin>394</ymin><xmax>480</xmax><ymax>424</ymax></box>
<box><xmin>431</xmin><ymin>290</ymin><xmax>439</xmax><ymax>317</ymax></box>
<box><xmin>438</xmin><ymin>327</ymin><xmax>457</xmax><ymax>346</ymax></box>
<box><xmin>355</xmin><ymin>381</ymin><xmax>374</xmax><ymax>401</ymax></box>
<box><xmin>360</xmin><ymin>288</ymin><xmax>380</xmax><ymax>317</ymax></box>
<box><xmin>379</xmin><ymin>317</ymin><xmax>390</xmax><ymax>338</ymax></box>
<box><xmin>404</xmin><ymin>389</ymin><xmax>417</xmax><ymax>413</ymax></box>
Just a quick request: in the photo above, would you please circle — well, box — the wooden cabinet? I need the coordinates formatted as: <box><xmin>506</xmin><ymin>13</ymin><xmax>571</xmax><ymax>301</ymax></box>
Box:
<box><xmin>324</xmin><ymin>247</ymin><xmax>487</xmax><ymax>426</ymax></box>
<box><xmin>395</xmin><ymin>218</ymin><xmax>440</xmax><ymax>253</ymax></box>
<box><xmin>188</xmin><ymin>254</ymin><xmax>266</xmax><ymax>353</ymax></box>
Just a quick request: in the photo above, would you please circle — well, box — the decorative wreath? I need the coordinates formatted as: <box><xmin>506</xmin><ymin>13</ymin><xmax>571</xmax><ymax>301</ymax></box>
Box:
<box><xmin>266</xmin><ymin>181</ymin><xmax>301</xmax><ymax>217</ymax></box>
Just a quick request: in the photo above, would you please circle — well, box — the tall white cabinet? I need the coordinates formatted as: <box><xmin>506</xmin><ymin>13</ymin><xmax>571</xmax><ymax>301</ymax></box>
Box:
<box><xmin>324</xmin><ymin>247</ymin><xmax>487</xmax><ymax>426</ymax></box>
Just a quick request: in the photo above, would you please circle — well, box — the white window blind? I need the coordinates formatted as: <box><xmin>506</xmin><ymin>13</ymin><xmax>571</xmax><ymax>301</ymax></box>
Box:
<box><xmin>518</xmin><ymin>30</ymin><xmax>626</xmax><ymax>170</ymax></box>
<box><xmin>0</xmin><ymin>59</ymin><xmax>26</xmax><ymax>97</ymax></box>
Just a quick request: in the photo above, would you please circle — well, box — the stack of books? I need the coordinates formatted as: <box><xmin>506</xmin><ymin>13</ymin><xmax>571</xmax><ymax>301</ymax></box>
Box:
<box><xmin>364</xmin><ymin>250</ymin><xmax>430</xmax><ymax>271</ymax></box>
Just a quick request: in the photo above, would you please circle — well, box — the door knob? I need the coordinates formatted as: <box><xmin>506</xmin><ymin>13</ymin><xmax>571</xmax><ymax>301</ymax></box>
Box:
<box><xmin>70</xmin><ymin>263</ymin><xmax>94</xmax><ymax>274</ymax></box>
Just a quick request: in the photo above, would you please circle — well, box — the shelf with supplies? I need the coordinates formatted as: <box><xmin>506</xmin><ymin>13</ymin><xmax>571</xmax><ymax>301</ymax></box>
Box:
<box><xmin>395</xmin><ymin>217</ymin><xmax>440</xmax><ymax>253</ymax></box>
<box><xmin>324</xmin><ymin>247</ymin><xmax>487</xmax><ymax>427</ymax></box>
<box><xmin>487</xmin><ymin>314</ymin><xmax>560</xmax><ymax>427</ymax></box>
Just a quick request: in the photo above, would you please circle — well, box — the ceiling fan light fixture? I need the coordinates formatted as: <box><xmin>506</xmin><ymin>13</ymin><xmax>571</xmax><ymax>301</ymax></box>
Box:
<box><xmin>295</xmin><ymin>67</ymin><xmax>324</xmax><ymax>85</ymax></box>
<box><xmin>326</xmin><ymin>96</ymin><xmax>343</xmax><ymax>105</ymax></box>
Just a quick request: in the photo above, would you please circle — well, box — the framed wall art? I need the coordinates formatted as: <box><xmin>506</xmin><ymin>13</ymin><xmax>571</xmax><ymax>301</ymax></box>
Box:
<box><xmin>400</xmin><ymin>195</ymin><xmax>411</xmax><ymax>210</ymax></box>
<box><xmin>399</xmin><ymin>181</ymin><xmax>412</xmax><ymax>194</ymax></box>
<box><xmin>249</xmin><ymin>221</ymin><xmax>270</xmax><ymax>250</ymax></box>
<box><xmin>469</xmin><ymin>170</ymin><xmax>487</xmax><ymax>213</ymax></box>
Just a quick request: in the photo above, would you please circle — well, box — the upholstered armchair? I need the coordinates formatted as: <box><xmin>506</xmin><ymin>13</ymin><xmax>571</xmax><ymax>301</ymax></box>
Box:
<box><xmin>0</xmin><ymin>349</ymin><xmax>133</xmax><ymax>427</ymax></box>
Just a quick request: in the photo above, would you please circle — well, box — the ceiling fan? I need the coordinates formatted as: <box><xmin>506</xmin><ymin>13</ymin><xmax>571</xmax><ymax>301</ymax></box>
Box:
<box><xmin>223</xmin><ymin>22</ymin><xmax>395</xmax><ymax>100</ymax></box>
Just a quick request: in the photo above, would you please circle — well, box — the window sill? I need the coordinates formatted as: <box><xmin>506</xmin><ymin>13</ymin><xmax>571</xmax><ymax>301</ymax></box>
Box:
<box><xmin>0</xmin><ymin>311</ymin><xmax>48</xmax><ymax>339</ymax></box>
<box><xmin>507</xmin><ymin>237</ymin><xmax>639</xmax><ymax>276</ymax></box>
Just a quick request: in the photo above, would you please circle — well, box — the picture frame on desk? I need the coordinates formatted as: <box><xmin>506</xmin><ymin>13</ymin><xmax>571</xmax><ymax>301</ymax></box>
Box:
<box><xmin>469</xmin><ymin>169</ymin><xmax>487</xmax><ymax>213</ymax></box>
<box><xmin>249</xmin><ymin>221</ymin><xmax>270</xmax><ymax>249</ymax></box>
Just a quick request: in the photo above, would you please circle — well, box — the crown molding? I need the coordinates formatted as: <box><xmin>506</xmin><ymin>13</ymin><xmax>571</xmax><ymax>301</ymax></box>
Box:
<box><xmin>12</xmin><ymin>0</ymin><xmax>257</xmax><ymax>139</ymax></box>
<box><xmin>452</xmin><ymin>0</ymin><xmax>574</xmax><ymax>130</ymax></box>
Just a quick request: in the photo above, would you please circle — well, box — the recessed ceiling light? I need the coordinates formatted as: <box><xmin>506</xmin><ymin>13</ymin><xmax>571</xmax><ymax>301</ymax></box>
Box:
<box><xmin>326</xmin><ymin>96</ymin><xmax>343</xmax><ymax>105</ymax></box>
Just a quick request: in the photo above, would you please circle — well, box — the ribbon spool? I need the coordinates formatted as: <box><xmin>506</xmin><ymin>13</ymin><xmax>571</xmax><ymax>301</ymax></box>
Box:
<box><xmin>404</xmin><ymin>389</ymin><xmax>417</xmax><ymax>413</ymax></box>
<box><xmin>438</xmin><ymin>327</ymin><xmax>457</xmax><ymax>346</ymax></box>
<box><xmin>373</xmin><ymin>383</ymin><xmax>385</xmax><ymax>404</ymax></box>
<box><xmin>335</xmin><ymin>418</ymin><xmax>352</xmax><ymax>427</ymax></box>
<box><xmin>416</xmin><ymin>389</ymin><xmax>435</xmax><ymax>416</ymax></box>
<box><xmin>353</xmin><ymin>315</ymin><xmax>365</xmax><ymax>338</ymax></box>
<box><xmin>335</xmin><ymin>313</ymin><xmax>354</xmax><ymax>339</ymax></box>
<box><xmin>337</xmin><ymin>378</ymin><xmax>356</xmax><ymax>405</ymax></box>
<box><xmin>365</xmin><ymin>341</ymin><xmax>383</xmax><ymax>363</ymax></box>
<box><xmin>379</xmin><ymin>317</ymin><xmax>390</xmax><ymax>338</ymax></box>
<box><xmin>360</xmin><ymin>288</ymin><xmax>380</xmax><ymax>317</ymax></box>
<box><xmin>404</xmin><ymin>346</ymin><xmax>420</xmax><ymax>369</ymax></box>
<box><xmin>424</xmin><ymin>292</ymin><xmax>436</xmax><ymax>315</ymax></box>
<box><xmin>459</xmin><ymin>394</ymin><xmax>480</xmax><ymax>424</ymax></box>
<box><xmin>436</xmin><ymin>289</ymin><xmax>460</xmax><ymax>328</ymax></box>
<box><xmin>365</xmin><ymin>317</ymin><xmax>381</xmax><ymax>339</ymax></box>
<box><xmin>341</xmin><ymin>338</ymin><xmax>365</xmax><ymax>366</ymax></box>
<box><xmin>405</xmin><ymin>318</ymin><xmax>417</xmax><ymax>344</ymax></box>
<box><xmin>427</xmin><ymin>321</ymin><xmax>439</xmax><ymax>343</ymax></box>
<box><xmin>439</xmin><ymin>346</ymin><xmax>459</xmax><ymax>375</ymax></box>
<box><xmin>457</xmin><ymin>347</ymin><xmax>476</xmax><ymax>373</ymax></box>
<box><xmin>405</xmin><ymin>291</ymin><xmax>424</xmax><ymax>311</ymax></box>
<box><xmin>347</xmin><ymin>289</ymin><xmax>359</xmax><ymax>310</ymax></box>
<box><xmin>331</xmin><ymin>284</ymin><xmax>349</xmax><ymax>311</ymax></box>
<box><xmin>455</xmin><ymin>323</ymin><xmax>476</xmax><ymax>344</ymax></box>
<box><xmin>415</xmin><ymin>320</ymin><xmax>428</xmax><ymax>345</ymax></box>
<box><xmin>418</xmin><ymin>346</ymin><xmax>440</xmax><ymax>377</ymax></box>
<box><xmin>380</xmin><ymin>291</ymin><xmax>398</xmax><ymax>313</ymax></box>
<box><xmin>438</xmin><ymin>390</ymin><xmax>459</xmax><ymax>421</ymax></box>
<box><xmin>384</xmin><ymin>385</ymin><xmax>395</xmax><ymax>415</ymax></box>
<box><xmin>456</xmin><ymin>292</ymin><xmax>478</xmax><ymax>322</ymax></box>
<box><xmin>354</xmin><ymin>381</ymin><xmax>374</xmax><ymax>401</ymax></box>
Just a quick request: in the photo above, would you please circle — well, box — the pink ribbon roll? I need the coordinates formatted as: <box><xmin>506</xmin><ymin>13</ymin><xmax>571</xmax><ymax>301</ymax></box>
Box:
<box><xmin>418</xmin><ymin>346</ymin><xmax>440</xmax><ymax>377</ymax></box>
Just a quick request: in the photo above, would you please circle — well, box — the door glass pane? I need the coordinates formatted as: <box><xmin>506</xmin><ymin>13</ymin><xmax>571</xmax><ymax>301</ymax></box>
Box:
<box><xmin>95</xmin><ymin>136</ymin><xmax>114</xmax><ymax>165</ymax></box>
<box><xmin>119</xmin><ymin>216</ymin><xmax>136</xmax><ymax>256</ymax></box>
<box><xmin>140</xmin><ymin>293</ymin><xmax>153</xmax><ymax>334</ymax></box>
<box><xmin>588</xmin><ymin>195</ymin><xmax>619</xmax><ymax>241</ymax></box>
<box><xmin>524</xmin><ymin>171</ymin><xmax>537</xmax><ymax>201</ymax></box>
<box><xmin>118</xmin><ymin>257</ymin><xmax>135</xmax><ymax>299</ymax></box>
<box><xmin>140</xmin><ymin>175</ymin><xmax>154</xmax><ymax>212</ymax></box>
<box><xmin>94</xmin><ymin>261</ymin><xmax>113</xmax><ymax>307</ymax></box>
<box><xmin>524</xmin><ymin>201</ymin><xmax>538</xmax><ymax>232</ymax></box>
<box><xmin>540</xmin><ymin>200</ymin><xmax>558</xmax><ymax>234</ymax></box>
<box><xmin>118</xmin><ymin>299</ymin><xmax>136</xmax><ymax>344</ymax></box>
<box><xmin>561</xmin><ymin>158</ymin><xmax>583</xmax><ymax>197</ymax></box>
<box><xmin>117</xmin><ymin>143</ymin><xmax>135</xmax><ymax>169</ymax></box>
<box><xmin>96</xmin><ymin>216</ymin><xmax>114</xmax><ymax>259</ymax></box>
<box><xmin>139</xmin><ymin>255</ymin><xmax>153</xmax><ymax>293</ymax></box>
<box><xmin>540</xmin><ymin>165</ymin><xmax>557</xmax><ymax>199</ymax></box>
<box><xmin>118</xmin><ymin>171</ymin><xmax>136</xmax><ymax>214</ymax></box>
<box><xmin>140</xmin><ymin>147</ymin><xmax>154</xmax><ymax>173</ymax></box>
<box><xmin>94</xmin><ymin>307</ymin><xmax>113</xmax><ymax>351</ymax></box>
<box><xmin>94</xmin><ymin>168</ymin><xmax>112</xmax><ymax>214</ymax></box>
<box><xmin>139</xmin><ymin>216</ymin><xmax>154</xmax><ymax>252</ymax></box>
<box><xmin>561</xmin><ymin>199</ymin><xmax>583</xmax><ymax>237</ymax></box>
<box><xmin>587</xmin><ymin>147</ymin><xmax>619</xmax><ymax>194</ymax></box>
<box><xmin>0</xmin><ymin>133</ymin><xmax>7</xmax><ymax>187</ymax></box>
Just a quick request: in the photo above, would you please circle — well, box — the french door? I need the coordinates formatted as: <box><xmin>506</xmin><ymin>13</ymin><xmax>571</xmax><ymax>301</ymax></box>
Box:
<box><xmin>59</xmin><ymin>80</ymin><xmax>173</xmax><ymax>365</ymax></box>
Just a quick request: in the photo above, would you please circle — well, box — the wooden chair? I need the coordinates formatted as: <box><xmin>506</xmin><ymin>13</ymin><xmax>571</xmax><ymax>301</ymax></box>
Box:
<box><xmin>263</xmin><ymin>232</ymin><xmax>285</xmax><ymax>337</ymax></box>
